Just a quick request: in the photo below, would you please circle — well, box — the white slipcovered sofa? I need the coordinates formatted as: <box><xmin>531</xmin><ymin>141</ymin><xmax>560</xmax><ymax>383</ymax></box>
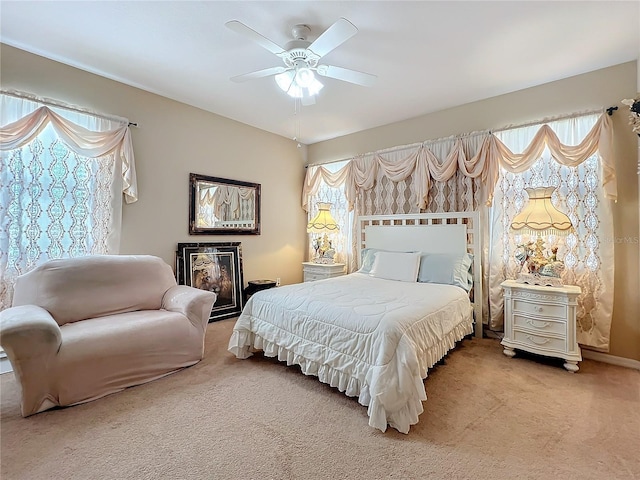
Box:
<box><xmin>0</xmin><ymin>255</ymin><xmax>217</xmax><ymax>417</ymax></box>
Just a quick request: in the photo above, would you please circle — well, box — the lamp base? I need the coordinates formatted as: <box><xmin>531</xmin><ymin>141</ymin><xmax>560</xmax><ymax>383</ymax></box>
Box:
<box><xmin>516</xmin><ymin>273</ymin><xmax>564</xmax><ymax>287</ymax></box>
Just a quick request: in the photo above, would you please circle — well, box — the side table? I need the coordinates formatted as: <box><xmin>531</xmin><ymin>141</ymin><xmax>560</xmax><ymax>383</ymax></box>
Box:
<box><xmin>302</xmin><ymin>262</ymin><xmax>345</xmax><ymax>282</ymax></box>
<box><xmin>244</xmin><ymin>279</ymin><xmax>277</xmax><ymax>303</ymax></box>
<box><xmin>501</xmin><ymin>279</ymin><xmax>582</xmax><ymax>372</ymax></box>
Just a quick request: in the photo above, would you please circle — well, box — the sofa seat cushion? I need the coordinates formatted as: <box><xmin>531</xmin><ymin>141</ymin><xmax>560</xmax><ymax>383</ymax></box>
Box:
<box><xmin>54</xmin><ymin>310</ymin><xmax>203</xmax><ymax>406</ymax></box>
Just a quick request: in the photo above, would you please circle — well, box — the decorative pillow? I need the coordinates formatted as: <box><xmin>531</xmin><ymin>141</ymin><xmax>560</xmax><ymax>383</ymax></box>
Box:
<box><xmin>417</xmin><ymin>253</ymin><xmax>474</xmax><ymax>291</ymax></box>
<box><xmin>370</xmin><ymin>251</ymin><xmax>421</xmax><ymax>282</ymax></box>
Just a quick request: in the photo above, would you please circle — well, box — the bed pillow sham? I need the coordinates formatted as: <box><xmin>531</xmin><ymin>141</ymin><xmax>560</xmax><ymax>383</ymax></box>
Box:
<box><xmin>358</xmin><ymin>248</ymin><xmax>387</xmax><ymax>274</ymax></box>
<box><xmin>417</xmin><ymin>253</ymin><xmax>473</xmax><ymax>291</ymax></box>
<box><xmin>359</xmin><ymin>248</ymin><xmax>420</xmax><ymax>274</ymax></box>
<box><xmin>370</xmin><ymin>251</ymin><xmax>421</xmax><ymax>282</ymax></box>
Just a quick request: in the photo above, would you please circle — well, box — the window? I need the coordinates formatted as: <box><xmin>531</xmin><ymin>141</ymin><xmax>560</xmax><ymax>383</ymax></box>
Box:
<box><xmin>0</xmin><ymin>92</ymin><xmax>135</xmax><ymax>309</ymax></box>
<box><xmin>306</xmin><ymin>161</ymin><xmax>353</xmax><ymax>268</ymax></box>
<box><xmin>488</xmin><ymin>114</ymin><xmax>614</xmax><ymax>349</ymax></box>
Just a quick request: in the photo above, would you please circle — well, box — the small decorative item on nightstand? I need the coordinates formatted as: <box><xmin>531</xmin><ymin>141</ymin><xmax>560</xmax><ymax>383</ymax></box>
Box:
<box><xmin>511</xmin><ymin>187</ymin><xmax>573</xmax><ymax>287</ymax></box>
<box><xmin>501</xmin><ymin>280</ymin><xmax>582</xmax><ymax>372</ymax></box>
<box><xmin>302</xmin><ymin>262</ymin><xmax>345</xmax><ymax>282</ymax></box>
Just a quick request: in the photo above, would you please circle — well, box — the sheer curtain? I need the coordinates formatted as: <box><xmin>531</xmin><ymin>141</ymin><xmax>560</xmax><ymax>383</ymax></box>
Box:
<box><xmin>0</xmin><ymin>92</ymin><xmax>137</xmax><ymax>310</ymax></box>
<box><xmin>357</xmin><ymin>136</ymin><xmax>485</xmax><ymax>215</ymax></box>
<box><xmin>488</xmin><ymin>114</ymin><xmax>614</xmax><ymax>349</ymax></box>
<box><xmin>306</xmin><ymin>160</ymin><xmax>353</xmax><ymax>267</ymax></box>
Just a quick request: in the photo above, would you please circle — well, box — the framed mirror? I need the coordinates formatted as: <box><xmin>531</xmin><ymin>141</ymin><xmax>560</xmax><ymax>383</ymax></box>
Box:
<box><xmin>189</xmin><ymin>173</ymin><xmax>261</xmax><ymax>235</ymax></box>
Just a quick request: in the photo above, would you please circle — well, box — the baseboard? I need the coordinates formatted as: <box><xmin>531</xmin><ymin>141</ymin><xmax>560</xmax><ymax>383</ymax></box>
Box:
<box><xmin>582</xmin><ymin>349</ymin><xmax>640</xmax><ymax>370</ymax></box>
<box><xmin>2</xmin><ymin>345</ymin><xmax>636</xmax><ymax>373</ymax></box>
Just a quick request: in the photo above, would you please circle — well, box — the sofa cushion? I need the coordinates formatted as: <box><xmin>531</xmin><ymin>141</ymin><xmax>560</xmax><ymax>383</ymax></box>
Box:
<box><xmin>56</xmin><ymin>309</ymin><xmax>204</xmax><ymax>405</ymax></box>
<box><xmin>12</xmin><ymin>255</ymin><xmax>177</xmax><ymax>326</ymax></box>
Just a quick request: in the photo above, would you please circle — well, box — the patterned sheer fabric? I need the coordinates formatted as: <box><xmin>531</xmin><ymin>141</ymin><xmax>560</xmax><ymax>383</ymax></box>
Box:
<box><xmin>357</xmin><ymin>137</ymin><xmax>485</xmax><ymax>216</ymax></box>
<box><xmin>0</xmin><ymin>93</ymin><xmax>132</xmax><ymax>310</ymax></box>
<box><xmin>489</xmin><ymin>114</ymin><xmax>614</xmax><ymax>349</ymax></box>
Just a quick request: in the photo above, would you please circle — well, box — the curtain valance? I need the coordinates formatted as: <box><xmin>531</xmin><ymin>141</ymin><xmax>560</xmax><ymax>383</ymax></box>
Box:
<box><xmin>302</xmin><ymin>113</ymin><xmax>615</xmax><ymax>211</ymax></box>
<box><xmin>0</xmin><ymin>105</ymin><xmax>138</xmax><ymax>203</ymax></box>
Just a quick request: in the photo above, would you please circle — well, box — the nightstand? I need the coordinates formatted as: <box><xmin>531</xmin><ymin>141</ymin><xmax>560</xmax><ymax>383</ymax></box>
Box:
<box><xmin>243</xmin><ymin>279</ymin><xmax>277</xmax><ymax>303</ymax></box>
<box><xmin>302</xmin><ymin>262</ymin><xmax>345</xmax><ymax>282</ymax></box>
<box><xmin>501</xmin><ymin>280</ymin><xmax>582</xmax><ymax>372</ymax></box>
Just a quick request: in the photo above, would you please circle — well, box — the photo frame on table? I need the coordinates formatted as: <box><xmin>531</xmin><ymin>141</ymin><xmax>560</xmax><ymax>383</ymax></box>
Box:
<box><xmin>176</xmin><ymin>242</ymin><xmax>244</xmax><ymax>322</ymax></box>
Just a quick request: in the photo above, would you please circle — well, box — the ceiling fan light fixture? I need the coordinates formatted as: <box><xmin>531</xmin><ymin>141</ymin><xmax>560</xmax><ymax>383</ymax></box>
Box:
<box><xmin>295</xmin><ymin>67</ymin><xmax>315</xmax><ymax>88</ymax></box>
<box><xmin>275</xmin><ymin>70</ymin><xmax>323</xmax><ymax>99</ymax></box>
<box><xmin>228</xmin><ymin>18</ymin><xmax>375</xmax><ymax>104</ymax></box>
<box><xmin>305</xmin><ymin>77</ymin><xmax>324</xmax><ymax>96</ymax></box>
<box><xmin>275</xmin><ymin>71</ymin><xmax>296</xmax><ymax>92</ymax></box>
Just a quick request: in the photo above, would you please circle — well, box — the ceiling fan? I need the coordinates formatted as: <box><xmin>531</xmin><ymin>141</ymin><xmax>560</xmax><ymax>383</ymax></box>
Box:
<box><xmin>226</xmin><ymin>18</ymin><xmax>377</xmax><ymax>105</ymax></box>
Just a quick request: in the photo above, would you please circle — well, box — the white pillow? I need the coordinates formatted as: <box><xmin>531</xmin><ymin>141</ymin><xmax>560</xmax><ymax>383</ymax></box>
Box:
<box><xmin>370</xmin><ymin>251</ymin><xmax>421</xmax><ymax>282</ymax></box>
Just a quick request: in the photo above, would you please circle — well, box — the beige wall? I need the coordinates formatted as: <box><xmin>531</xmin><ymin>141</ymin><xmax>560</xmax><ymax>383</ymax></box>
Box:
<box><xmin>1</xmin><ymin>44</ymin><xmax>308</xmax><ymax>286</ymax></box>
<box><xmin>2</xmin><ymin>44</ymin><xmax>638</xmax><ymax>361</ymax></box>
<box><xmin>308</xmin><ymin>62</ymin><xmax>640</xmax><ymax>362</ymax></box>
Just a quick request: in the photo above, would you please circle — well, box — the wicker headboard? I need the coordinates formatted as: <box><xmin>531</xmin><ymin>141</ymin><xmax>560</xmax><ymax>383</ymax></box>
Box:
<box><xmin>357</xmin><ymin>212</ymin><xmax>482</xmax><ymax>338</ymax></box>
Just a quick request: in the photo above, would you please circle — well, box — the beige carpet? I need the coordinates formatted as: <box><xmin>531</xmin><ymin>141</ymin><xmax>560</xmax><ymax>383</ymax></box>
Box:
<box><xmin>1</xmin><ymin>318</ymin><xmax>639</xmax><ymax>480</ymax></box>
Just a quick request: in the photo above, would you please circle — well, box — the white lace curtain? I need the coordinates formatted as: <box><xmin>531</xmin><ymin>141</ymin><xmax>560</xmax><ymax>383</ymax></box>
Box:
<box><xmin>306</xmin><ymin>161</ymin><xmax>353</xmax><ymax>266</ymax></box>
<box><xmin>0</xmin><ymin>91</ymin><xmax>137</xmax><ymax>310</ymax></box>
<box><xmin>303</xmin><ymin>111</ymin><xmax>616</xmax><ymax>348</ymax></box>
<box><xmin>488</xmin><ymin>114</ymin><xmax>614</xmax><ymax>350</ymax></box>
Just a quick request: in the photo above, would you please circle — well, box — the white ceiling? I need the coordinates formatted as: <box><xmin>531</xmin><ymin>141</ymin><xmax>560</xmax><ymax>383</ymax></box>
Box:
<box><xmin>1</xmin><ymin>1</ymin><xmax>638</xmax><ymax>145</ymax></box>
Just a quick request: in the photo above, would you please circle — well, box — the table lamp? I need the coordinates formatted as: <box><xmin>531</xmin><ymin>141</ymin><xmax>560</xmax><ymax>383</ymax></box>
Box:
<box><xmin>511</xmin><ymin>186</ymin><xmax>573</xmax><ymax>286</ymax></box>
<box><xmin>307</xmin><ymin>202</ymin><xmax>340</xmax><ymax>264</ymax></box>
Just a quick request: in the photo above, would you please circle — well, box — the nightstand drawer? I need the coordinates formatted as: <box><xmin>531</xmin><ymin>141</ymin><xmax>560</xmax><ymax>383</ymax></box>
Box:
<box><xmin>302</xmin><ymin>262</ymin><xmax>345</xmax><ymax>282</ymax></box>
<box><xmin>513</xmin><ymin>314</ymin><xmax>566</xmax><ymax>335</ymax></box>
<box><xmin>304</xmin><ymin>272</ymin><xmax>325</xmax><ymax>282</ymax></box>
<box><xmin>513</xmin><ymin>299</ymin><xmax>565</xmax><ymax>319</ymax></box>
<box><xmin>513</xmin><ymin>330</ymin><xmax>566</xmax><ymax>352</ymax></box>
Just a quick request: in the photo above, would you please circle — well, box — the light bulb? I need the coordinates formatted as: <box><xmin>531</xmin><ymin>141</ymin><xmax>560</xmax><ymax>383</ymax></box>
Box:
<box><xmin>295</xmin><ymin>68</ymin><xmax>315</xmax><ymax>88</ymax></box>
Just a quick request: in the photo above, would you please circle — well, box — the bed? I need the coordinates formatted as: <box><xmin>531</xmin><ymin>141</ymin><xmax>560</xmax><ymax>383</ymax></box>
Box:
<box><xmin>228</xmin><ymin>212</ymin><xmax>482</xmax><ymax>433</ymax></box>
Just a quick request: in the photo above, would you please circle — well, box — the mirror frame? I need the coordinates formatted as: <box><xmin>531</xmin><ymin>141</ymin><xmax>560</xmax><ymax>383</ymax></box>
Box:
<box><xmin>189</xmin><ymin>173</ymin><xmax>261</xmax><ymax>235</ymax></box>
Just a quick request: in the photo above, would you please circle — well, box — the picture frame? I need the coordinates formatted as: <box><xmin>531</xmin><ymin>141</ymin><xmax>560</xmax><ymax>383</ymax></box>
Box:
<box><xmin>189</xmin><ymin>173</ymin><xmax>261</xmax><ymax>235</ymax></box>
<box><xmin>176</xmin><ymin>242</ymin><xmax>244</xmax><ymax>322</ymax></box>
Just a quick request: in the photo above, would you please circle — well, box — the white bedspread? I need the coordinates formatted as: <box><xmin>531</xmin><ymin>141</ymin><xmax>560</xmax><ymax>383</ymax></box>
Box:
<box><xmin>228</xmin><ymin>273</ymin><xmax>473</xmax><ymax>433</ymax></box>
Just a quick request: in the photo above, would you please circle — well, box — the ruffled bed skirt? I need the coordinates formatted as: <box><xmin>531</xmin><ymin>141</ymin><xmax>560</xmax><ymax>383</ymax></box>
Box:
<box><xmin>228</xmin><ymin>320</ymin><xmax>473</xmax><ymax>434</ymax></box>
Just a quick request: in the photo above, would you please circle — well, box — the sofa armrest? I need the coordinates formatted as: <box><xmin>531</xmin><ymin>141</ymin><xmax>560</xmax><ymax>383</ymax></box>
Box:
<box><xmin>0</xmin><ymin>305</ymin><xmax>62</xmax><ymax>416</ymax></box>
<box><xmin>162</xmin><ymin>285</ymin><xmax>217</xmax><ymax>331</ymax></box>
<box><xmin>0</xmin><ymin>305</ymin><xmax>62</xmax><ymax>361</ymax></box>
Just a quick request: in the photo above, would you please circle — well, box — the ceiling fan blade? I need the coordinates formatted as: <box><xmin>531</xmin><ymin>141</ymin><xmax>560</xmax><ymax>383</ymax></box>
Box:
<box><xmin>316</xmin><ymin>65</ymin><xmax>377</xmax><ymax>87</ymax></box>
<box><xmin>307</xmin><ymin>18</ymin><xmax>358</xmax><ymax>58</ymax></box>
<box><xmin>301</xmin><ymin>95</ymin><xmax>316</xmax><ymax>106</ymax></box>
<box><xmin>225</xmin><ymin>20</ymin><xmax>285</xmax><ymax>56</ymax></box>
<box><xmin>231</xmin><ymin>66</ymin><xmax>287</xmax><ymax>83</ymax></box>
